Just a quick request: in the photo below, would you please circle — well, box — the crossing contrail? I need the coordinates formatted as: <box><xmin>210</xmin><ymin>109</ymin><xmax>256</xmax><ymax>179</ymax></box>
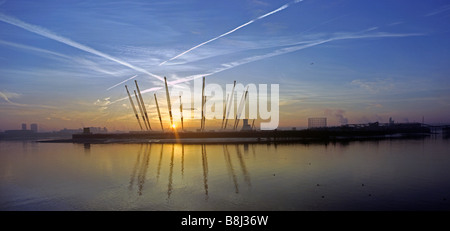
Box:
<box><xmin>109</xmin><ymin>29</ymin><xmax>422</xmax><ymax>105</ymax></box>
<box><xmin>107</xmin><ymin>75</ymin><xmax>138</xmax><ymax>91</ymax></box>
<box><xmin>0</xmin><ymin>13</ymin><xmax>164</xmax><ymax>84</ymax></box>
<box><xmin>159</xmin><ymin>0</ymin><xmax>304</xmax><ymax>66</ymax></box>
<box><xmin>166</xmin><ymin>31</ymin><xmax>423</xmax><ymax>86</ymax></box>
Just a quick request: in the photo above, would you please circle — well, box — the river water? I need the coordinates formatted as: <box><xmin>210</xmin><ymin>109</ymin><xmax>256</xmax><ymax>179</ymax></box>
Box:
<box><xmin>1</xmin><ymin>136</ymin><xmax>450</xmax><ymax>211</ymax></box>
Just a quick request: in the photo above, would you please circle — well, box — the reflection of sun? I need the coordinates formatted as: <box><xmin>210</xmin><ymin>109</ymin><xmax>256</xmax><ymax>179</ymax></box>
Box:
<box><xmin>172</xmin><ymin>124</ymin><xmax>176</xmax><ymax>129</ymax></box>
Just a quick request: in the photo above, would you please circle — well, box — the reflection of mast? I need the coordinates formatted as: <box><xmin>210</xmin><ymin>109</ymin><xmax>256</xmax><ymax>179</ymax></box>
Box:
<box><xmin>129</xmin><ymin>144</ymin><xmax>144</xmax><ymax>191</ymax></box>
<box><xmin>223</xmin><ymin>145</ymin><xmax>239</xmax><ymax>193</ymax></box>
<box><xmin>234</xmin><ymin>87</ymin><xmax>249</xmax><ymax>130</ymax></box>
<box><xmin>201</xmin><ymin>144</ymin><xmax>209</xmax><ymax>198</ymax></box>
<box><xmin>181</xmin><ymin>144</ymin><xmax>185</xmax><ymax>178</ymax></box>
<box><xmin>168</xmin><ymin>144</ymin><xmax>174</xmax><ymax>199</ymax></box>
<box><xmin>164</xmin><ymin>77</ymin><xmax>173</xmax><ymax>128</ymax></box>
<box><xmin>156</xmin><ymin>144</ymin><xmax>164</xmax><ymax>181</ymax></box>
<box><xmin>221</xmin><ymin>93</ymin><xmax>229</xmax><ymax>129</ymax></box>
<box><xmin>179</xmin><ymin>96</ymin><xmax>184</xmax><ymax>130</ymax></box>
<box><xmin>154</xmin><ymin>94</ymin><xmax>164</xmax><ymax>131</ymax></box>
<box><xmin>202</xmin><ymin>96</ymin><xmax>207</xmax><ymax>131</ymax></box>
<box><xmin>137</xmin><ymin>144</ymin><xmax>152</xmax><ymax>196</ymax></box>
<box><xmin>83</xmin><ymin>143</ymin><xmax>90</xmax><ymax>155</ymax></box>
<box><xmin>134</xmin><ymin>90</ymin><xmax>149</xmax><ymax>130</ymax></box>
<box><xmin>235</xmin><ymin>145</ymin><xmax>251</xmax><ymax>186</ymax></box>
<box><xmin>224</xmin><ymin>81</ymin><xmax>236</xmax><ymax>129</ymax></box>
<box><xmin>201</xmin><ymin>77</ymin><xmax>205</xmax><ymax>131</ymax></box>
<box><xmin>125</xmin><ymin>85</ymin><xmax>143</xmax><ymax>130</ymax></box>
<box><xmin>135</xmin><ymin>80</ymin><xmax>152</xmax><ymax>130</ymax></box>
<box><xmin>252</xmin><ymin>144</ymin><xmax>256</xmax><ymax>158</ymax></box>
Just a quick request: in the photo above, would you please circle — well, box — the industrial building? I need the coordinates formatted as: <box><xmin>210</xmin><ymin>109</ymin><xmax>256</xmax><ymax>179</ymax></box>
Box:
<box><xmin>308</xmin><ymin>118</ymin><xmax>327</xmax><ymax>128</ymax></box>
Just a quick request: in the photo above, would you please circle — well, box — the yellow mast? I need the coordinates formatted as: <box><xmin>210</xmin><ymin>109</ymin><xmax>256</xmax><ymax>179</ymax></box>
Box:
<box><xmin>125</xmin><ymin>85</ymin><xmax>143</xmax><ymax>130</ymax></box>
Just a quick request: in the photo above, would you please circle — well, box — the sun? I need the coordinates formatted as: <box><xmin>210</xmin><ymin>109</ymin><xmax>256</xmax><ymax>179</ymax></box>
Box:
<box><xmin>171</xmin><ymin>124</ymin><xmax>176</xmax><ymax>129</ymax></box>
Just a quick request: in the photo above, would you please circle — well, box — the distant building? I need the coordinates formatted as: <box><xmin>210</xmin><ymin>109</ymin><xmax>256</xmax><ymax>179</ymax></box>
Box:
<box><xmin>241</xmin><ymin>119</ymin><xmax>252</xmax><ymax>131</ymax></box>
<box><xmin>389</xmin><ymin>117</ymin><xmax>395</xmax><ymax>125</ymax></box>
<box><xmin>88</xmin><ymin>127</ymin><xmax>108</xmax><ymax>133</ymax></box>
<box><xmin>58</xmin><ymin>128</ymin><xmax>83</xmax><ymax>134</ymax></box>
<box><xmin>4</xmin><ymin>129</ymin><xmax>34</xmax><ymax>136</ymax></box>
<box><xmin>30</xmin><ymin>123</ymin><xmax>38</xmax><ymax>133</ymax></box>
<box><xmin>81</xmin><ymin>127</ymin><xmax>108</xmax><ymax>134</ymax></box>
<box><xmin>83</xmin><ymin>127</ymin><xmax>92</xmax><ymax>134</ymax></box>
<box><xmin>22</xmin><ymin>123</ymin><xmax>27</xmax><ymax>130</ymax></box>
<box><xmin>308</xmin><ymin>118</ymin><xmax>327</xmax><ymax>128</ymax></box>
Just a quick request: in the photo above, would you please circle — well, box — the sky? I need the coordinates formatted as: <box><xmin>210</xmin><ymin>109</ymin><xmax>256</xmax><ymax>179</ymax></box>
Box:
<box><xmin>1</xmin><ymin>0</ymin><xmax>450</xmax><ymax>131</ymax></box>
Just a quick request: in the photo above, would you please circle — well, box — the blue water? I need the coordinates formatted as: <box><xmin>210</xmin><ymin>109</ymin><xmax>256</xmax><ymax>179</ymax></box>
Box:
<box><xmin>1</xmin><ymin>136</ymin><xmax>450</xmax><ymax>210</ymax></box>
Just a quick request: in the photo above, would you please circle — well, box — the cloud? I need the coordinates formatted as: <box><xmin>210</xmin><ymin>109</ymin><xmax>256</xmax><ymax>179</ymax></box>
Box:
<box><xmin>159</xmin><ymin>0</ymin><xmax>304</xmax><ymax>66</ymax></box>
<box><xmin>0</xmin><ymin>90</ymin><xmax>21</xmax><ymax>104</ymax></box>
<box><xmin>0</xmin><ymin>40</ymin><xmax>131</xmax><ymax>77</ymax></box>
<box><xmin>324</xmin><ymin>108</ymin><xmax>348</xmax><ymax>125</ymax></box>
<box><xmin>367</xmin><ymin>103</ymin><xmax>383</xmax><ymax>110</ymax></box>
<box><xmin>388</xmin><ymin>21</ymin><xmax>404</xmax><ymax>27</ymax></box>
<box><xmin>351</xmin><ymin>78</ymin><xmax>395</xmax><ymax>93</ymax></box>
<box><xmin>110</xmin><ymin>29</ymin><xmax>422</xmax><ymax>105</ymax></box>
<box><xmin>0</xmin><ymin>13</ymin><xmax>164</xmax><ymax>84</ymax></box>
<box><xmin>167</xmin><ymin>30</ymin><xmax>422</xmax><ymax>86</ymax></box>
<box><xmin>425</xmin><ymin>4</ymin><xmax>450</xmax><ymax>17</ymax></box>
<box><xmin>107</xmin><ymin>75</ymin><xmax>138</xmax><ymax>91</ymax></box>
<box><xmin>110</xmin><ymin>27</ymin><xmax>422</xmax><ymax>97</ymax></box>
<box><xmin>251</xmin><ymin>0</ymin><xmax>270</xmax><ymax>7</ymax></box>
<box><xmin>0</xmin><ymin>39</ymin><xmax>71</xmax><ymax>59</ymax></box>
<box><xmin>94</xmin><ymin>97</ymin><xmax>111</xmax><ymax>107</ymax></box>
<box><xmin>0</xmin><ymin>90</ymin><xmax>56</xmax><ymax>109</ymax></box>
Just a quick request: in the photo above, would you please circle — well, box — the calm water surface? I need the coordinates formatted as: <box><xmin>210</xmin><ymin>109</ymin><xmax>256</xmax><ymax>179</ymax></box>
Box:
<box><xmin>1</xmin><ymin>137</ymin><xmax>450</xmax><ymax>210</ymax></box>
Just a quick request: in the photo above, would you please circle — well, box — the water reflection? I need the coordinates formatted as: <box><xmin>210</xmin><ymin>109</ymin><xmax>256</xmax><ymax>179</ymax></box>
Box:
<box><xmin>223</xmin><ymin>145</ymin><xmax>239</xmax><ymax>193</ymax></box>
<box><xmin>156</xmin><ymin>145</ymin><xmax>163</xmax><ymax>181</ymax></box>
<box><xmin>201</xmin><ymin>145</ymin><xmax>209</xmax><ymax>199</ymax></box>
<box><xmin>128</xmin><ymin>144</ymin><xmax>153</xmax><ymax>196</ymax></box>
<box><xmin>235</xmin><ymin>145</ymin><xmax>251</xmax><ymax>187</ymax></box>
<box><xmin>137</xmin><ymin>144</ymin><xmax>151</xmax><ymax>196</ymax></box>
<box><xmin>181</xmin><ymin>144</ymin><xmax>184</xmax><ymax>178</ymax></box>
<box><xmin>168</xmin><ymin>144</ymin><xmax>174</xmax><ymax>199</ymax></box>
<box><xmin>3</xmin><ymin>136</ymin><xmax>450</xmax><ymax>210</ymax></box>
<box><xmin>126</xmin><ymin>143</ymin><xmax>252</xmax><ymax>199</ymax></box>
<box><xmin>128</xmin><ymin>145</ymin><xmax>142</xmax><ymax>192</ymax></box>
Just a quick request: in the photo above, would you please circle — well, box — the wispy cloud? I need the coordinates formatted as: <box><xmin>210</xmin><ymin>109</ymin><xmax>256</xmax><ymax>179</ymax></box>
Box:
<box><xmin>0</xmin><ymin>13</ymin><xmax>164</xmax><ymax>83</ymax></box>
<box><xmin>0</xmin><ymin>90</ymin><xmax>56</xmax><ymax>109</ymax></box>
<box><xmin>0</xmin><ymin>90</ymin><xmax>21</xmax><ymax>105</ymax></box>
<box><xmin>109</xmin><ymin>29</ymin><xmax>422</xmax><ymax>105</ymax></box>
<box><xmin>159</xmin><ymin>0</ymin><xmax>304</xmax><ymax>66</ymax></box>
<box><xmin>107</xmin><ymin>75</ymin><xmax>138</xmax><ymax>91</ymax></box>
<box><xmin>351</xmin><ymin>78</ymin><xmax>395</xmax><ymax>93</ymax></box>
<box><xmin>167</xmin><ymin>30</ymin><xmax>423</xmax><ymax>86</ymax></box>
<box><xmin>324</xmin><ymin>108</ymin><xmax>349</xmax><ymax>125</ymax></box>
<box><xmin>0</xmin><ymin>39</ymin><xmax>127</xmax><ymax>77</ymax></box>
<box><xmin>425</xmin><ymin>4</ymin><xmax>450</xmax><ymax>17</ymax></box>
<box><xmin>0</xmin><ymin>39</ymin><xmax>71</xmax><ymax>59</ymax></box>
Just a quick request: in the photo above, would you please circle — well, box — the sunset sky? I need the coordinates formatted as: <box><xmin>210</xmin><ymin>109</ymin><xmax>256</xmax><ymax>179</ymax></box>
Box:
<box><xmin>1</xmin><ymin>0</ymin><xmax>450</xmax><ymax>131</ymax></box>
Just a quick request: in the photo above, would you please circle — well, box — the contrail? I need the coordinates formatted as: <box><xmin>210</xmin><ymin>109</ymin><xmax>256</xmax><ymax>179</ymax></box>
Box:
<box><xmin>167</xmin><ymin>31</ymin><xmax>423</xmax><ymax>86</ymax></box>
<box><xmin>159</xmin><ymin>0</ymin><xmax>304</xmax><ymax>66</ymax></box>
<box><xmin>110</xmin><ymin>30</ymin><xmax>422</xmax><ymax>104</ymax></box>
<box><xmin>0</xmin><ymin>13</ymin><xmax>164</xmax><ymax>83</ymax></box>
<box><xmin>0</xmin><ymin>90</ymin><xmax>57</xmax><ymax>109</ymax></box>
<box><xmin>0</xmin><ymin>91</ymin><xmax>18</xmax><ymax>105</ymax></box>
<box><xmin>0</xmin><ymin>39</ymin><xmax>71</xmax><ymax>59</ymax></box>
<box><xmin>107</xmin><ymin>75</ymin><xmax>138</xmax><ymax>91</ymax></box>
